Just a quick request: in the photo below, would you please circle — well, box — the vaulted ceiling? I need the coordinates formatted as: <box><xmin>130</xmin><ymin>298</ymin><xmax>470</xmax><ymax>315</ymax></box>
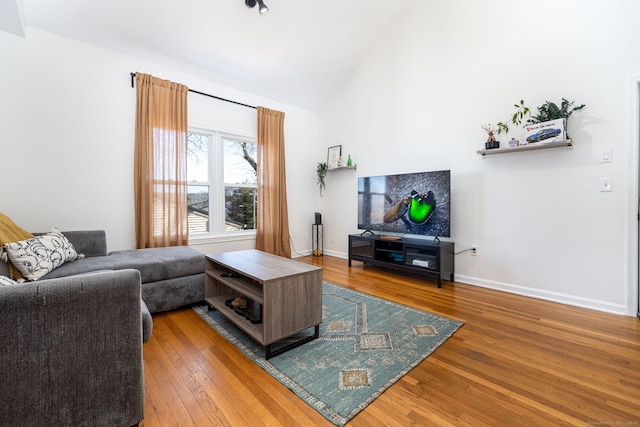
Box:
<box><xmin>2</xmin><ymin>0</ymin><xmax>411</xmax><ymax>111</ymax></box>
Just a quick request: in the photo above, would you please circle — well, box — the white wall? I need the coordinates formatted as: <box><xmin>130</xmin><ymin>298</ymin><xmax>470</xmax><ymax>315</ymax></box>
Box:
<box><xmin>0</xmin><ymin>28</ymin><xmax>321</xmax><ymax>256</ymax></box>
<box><xmin>319</xmin><ymin>0</ymin><xmax>640</xmax><ymax>315</ymax></box>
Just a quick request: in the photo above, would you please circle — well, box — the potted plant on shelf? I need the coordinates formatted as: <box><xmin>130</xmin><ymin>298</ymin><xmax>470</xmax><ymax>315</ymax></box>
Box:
<box><xmin>482</xmin><ymin>124</ymin><xmax>500</xmax><ymax>149</ymax></box>
<box><xmin>317</xmin><ymin>162</ymin><xmax>328</xmax><ymax>197</ymax></box>
<box><xmin>528</xmin><ymin>98</ymin><xmax>586</xmax><ymax>124</ymax></box>
<box><xmin>494</xmin><ymin>98</ymin><xmax>585</xmax><ymax>143</ymax></box>
<box><xmin>480</xmin><ymin>100</ymin><xmax>528</xmax><ymax>148</ymax></box>
<box><xmin>527</xmin><ymin>98</ymin><xmax>585</xmax><ymax>142</ymax></box>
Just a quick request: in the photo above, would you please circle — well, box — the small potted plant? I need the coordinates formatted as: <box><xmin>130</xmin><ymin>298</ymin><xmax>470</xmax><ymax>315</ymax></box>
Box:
<box><xmin>482</xmin><ymin>124</ymin><xmax>500</xmax><ymax>149</ymax></box>
<box><xmin>317</xmin><ymin>162</ymin><xmax>328</xmax><ymax>197</ymax></box>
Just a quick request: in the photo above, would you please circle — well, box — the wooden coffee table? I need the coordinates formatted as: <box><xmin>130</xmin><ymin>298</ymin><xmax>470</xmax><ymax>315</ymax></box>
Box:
<box><xmin>204</xmin><ymin>249</ymin><xmax>323</xmax><ymax>359</ymax></box>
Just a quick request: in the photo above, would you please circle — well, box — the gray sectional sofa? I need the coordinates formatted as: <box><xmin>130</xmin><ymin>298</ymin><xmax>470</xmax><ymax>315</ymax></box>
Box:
<box><xmin>0</xmin><ymin>229</ymin><xmax>206</xmax><ymax>313</ymax></box>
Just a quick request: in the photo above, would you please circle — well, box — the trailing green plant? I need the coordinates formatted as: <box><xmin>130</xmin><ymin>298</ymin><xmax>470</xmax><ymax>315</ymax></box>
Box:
<box><xmin>497</xmin><ymin>100</ymin><xmax>530</xmax><ymax>134</ymax></box>
<box><xmin>528</xmin><ymin>98</ymin><xmax>586</xmax><ymax>123</ymax></box>
<box><xmin>317</xmin><ymin>162</ymin><xmax>328</xmax><ymax>197</ymax></box>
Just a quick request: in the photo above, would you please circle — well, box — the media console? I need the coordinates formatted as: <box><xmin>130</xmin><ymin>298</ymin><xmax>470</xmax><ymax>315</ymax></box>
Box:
<box><xmin>348</xmin><ymin>234</ymin><xmax>454</xmax><ymax>288</ymax></box>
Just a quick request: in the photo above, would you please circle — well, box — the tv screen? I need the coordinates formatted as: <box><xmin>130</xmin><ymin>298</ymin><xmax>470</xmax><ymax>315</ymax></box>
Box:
<box><xmin>358</xmin><ymin>170</ymin><xmax>450</xmax><ymax>237</ymax></box>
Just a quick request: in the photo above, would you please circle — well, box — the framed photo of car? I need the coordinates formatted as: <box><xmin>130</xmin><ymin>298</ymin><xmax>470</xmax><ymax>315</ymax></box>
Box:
<box><xmin>524</xmin><ymin>118</ymin><xmax>566</xmax><ymax>144</ymax></box>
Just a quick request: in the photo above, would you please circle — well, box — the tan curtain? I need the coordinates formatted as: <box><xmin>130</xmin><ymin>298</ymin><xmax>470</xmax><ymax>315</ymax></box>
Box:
<box><xmin>134</xmin><ymin>73</ymin><xmax>189</xmax><ymax>248</ymax></box>
<box><xmin>256</xmin><ymin>107</ymin><xmax>291</xmax><ymax>258</ymax></box>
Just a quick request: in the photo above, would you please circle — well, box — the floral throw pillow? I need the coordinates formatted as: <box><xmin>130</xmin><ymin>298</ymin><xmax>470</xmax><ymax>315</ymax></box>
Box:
<box><xmin>2</xmin><ymin>229</ymin><xmax>82</xmax><ymax>281</ymax></box>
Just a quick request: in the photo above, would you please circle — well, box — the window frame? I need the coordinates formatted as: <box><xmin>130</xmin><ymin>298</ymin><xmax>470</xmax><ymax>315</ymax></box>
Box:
<box><xmin>187</xmin><ymin>125</ymin><xmax>258</xmax><ymax>243</ymax></box>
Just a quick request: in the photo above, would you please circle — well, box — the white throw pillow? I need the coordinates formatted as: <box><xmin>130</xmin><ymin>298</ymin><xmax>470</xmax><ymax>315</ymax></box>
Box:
<box><xmin>2</xmin><ymin>229</ymin><xmax>81</xmax><ymax>281</ymax></box>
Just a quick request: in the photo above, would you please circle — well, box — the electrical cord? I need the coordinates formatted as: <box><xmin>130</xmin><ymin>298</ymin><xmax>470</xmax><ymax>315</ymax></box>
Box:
<box><xmin>454</xmin><ymin>247</ymin><xmax>475</xmax><ymax>255</ymax></box>
<box><xmin>290</xmin><ymin>234</ymin><xmax>311</xmax><ymax>257</ymax></box>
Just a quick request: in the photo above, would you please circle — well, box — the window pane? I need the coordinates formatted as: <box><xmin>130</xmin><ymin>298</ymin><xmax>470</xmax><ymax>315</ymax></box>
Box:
<box><xmin>187</xmin><ymin>133</ymin><xmax>209</xmax><ymax>183</ymax></box>
<box><xmin>187</xmin><ymin>185</ymin><xmax>209</xmax><ymax>234</ymax></box>
<box><xmin>223</xmin><ymin>138</ymin><xmax>257</xmax><ymax>185</ymax></box>
<box><xmin>225</xmin><ymin>186</ymin><xmax>256</xmax><ymax>231</ymax></box>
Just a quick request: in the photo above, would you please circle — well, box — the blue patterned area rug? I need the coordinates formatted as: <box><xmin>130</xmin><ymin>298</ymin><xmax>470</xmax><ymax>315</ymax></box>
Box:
<box><xmin>193</xmin><ymin>282</ymin><xmax>463</xmax><ymax>426</ymax></box>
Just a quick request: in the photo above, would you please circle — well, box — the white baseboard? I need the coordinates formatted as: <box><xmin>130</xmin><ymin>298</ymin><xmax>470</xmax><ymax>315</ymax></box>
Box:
<box><xmin>292</xmin><ymin>250</ymin><xmax>629</xmax><ymax>316</ymax></box>
<box><xmin>454</xmin><ymin>274</ymin><xmax>628</xmax><ymax>316</ymax></box>
<box><xmin>292</xmin><ymin>249</ymin><xmax>347</xmax><ymax>259</ymax></box>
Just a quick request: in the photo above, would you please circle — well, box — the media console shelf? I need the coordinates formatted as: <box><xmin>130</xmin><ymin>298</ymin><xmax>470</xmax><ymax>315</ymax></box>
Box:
<box><xmin>348</xmin><ymin>234</ymin><xmax>454</xmax><ymax>288</ymax></box>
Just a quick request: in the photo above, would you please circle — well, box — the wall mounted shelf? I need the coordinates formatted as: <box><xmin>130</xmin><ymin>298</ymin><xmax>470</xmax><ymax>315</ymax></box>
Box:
<box><xmin>477</xmin><ymin>139</ymin><xmax>572</xmax><ymax>157</ymax></box>
<box><xmin>327</xmin><ymin>165</ymin><xmax>357</xmax><ymax>171</ymax></box>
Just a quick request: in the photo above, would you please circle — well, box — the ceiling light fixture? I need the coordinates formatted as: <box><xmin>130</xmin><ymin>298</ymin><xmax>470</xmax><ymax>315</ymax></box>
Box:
<box><xmin>256</xmin><ymin>0</ymin><xmax>269</xmax><ymax>15</ymax></box>
<box><xmin>245</xmin><ymin>0</ymin><xmax>268</xmax><ymax>15</ymax></box>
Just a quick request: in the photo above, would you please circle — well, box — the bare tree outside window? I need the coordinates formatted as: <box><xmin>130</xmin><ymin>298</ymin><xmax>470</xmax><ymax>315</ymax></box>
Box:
<box><xmin>223</xmin><ymin>137</ymin><xmax>257</xmax><ymax>231</ymax></box>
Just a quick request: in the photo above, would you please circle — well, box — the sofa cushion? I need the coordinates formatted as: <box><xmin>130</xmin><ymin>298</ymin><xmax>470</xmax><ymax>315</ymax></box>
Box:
<box><xmin>41</xmin><ymin>256</ymin><xmax>120</xmax><ymax>279</ymax></box>
<box><xmin>2</xmin><ymin>229</ymin><xmax>83</xmax><ymax>281</ymax></box>
<box><xmin>35</xmin><ymin>230</ymin><xmax>107</xmax><ymax>258</ymax></box>
<box><xmin>107</xmin><ymin>246</ymin><xmax>204</xmax><ymax>283</ymax></box>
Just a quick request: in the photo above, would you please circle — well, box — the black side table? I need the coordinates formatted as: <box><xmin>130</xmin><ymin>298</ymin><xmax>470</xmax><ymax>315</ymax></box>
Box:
<box><xmin>312</xmin><ymin>224</ymin><xmax>323</xmax><ymax>256</ymax></box>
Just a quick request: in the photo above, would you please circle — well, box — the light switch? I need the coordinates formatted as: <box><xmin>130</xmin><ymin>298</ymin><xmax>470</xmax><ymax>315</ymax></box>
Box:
<box><xmin>601</xmin><ymin>148</ymin><xmax>612</xmax><ymax>163</ymax></box>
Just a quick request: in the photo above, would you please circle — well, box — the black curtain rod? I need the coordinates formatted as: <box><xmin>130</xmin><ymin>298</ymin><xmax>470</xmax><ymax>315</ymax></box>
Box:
<box><xmin>130</xmin><ymin>72</ymin><xmax>257</xmax><ymax>110</ymax></box>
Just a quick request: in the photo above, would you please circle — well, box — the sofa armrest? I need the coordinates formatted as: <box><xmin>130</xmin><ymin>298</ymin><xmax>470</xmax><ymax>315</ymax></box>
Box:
<box><xmin>0</xmin><ymin>269</ymin><xmax>145</xmax><ymax>426</ymax></box>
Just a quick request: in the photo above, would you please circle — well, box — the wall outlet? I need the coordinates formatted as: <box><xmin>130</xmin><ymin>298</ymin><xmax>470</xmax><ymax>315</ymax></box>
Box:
<box><xmin>600</xmin><ymin>177</ymin><xmax>613</xmax><ymax>192</ymax></box>
<box><xmin>471</xmin><ymin>246</ymin><xmax>477</xmax><ymax>256</ymax></box>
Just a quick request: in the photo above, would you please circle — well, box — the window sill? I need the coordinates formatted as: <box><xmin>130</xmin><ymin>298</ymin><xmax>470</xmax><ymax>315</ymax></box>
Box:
<box><xmin>189</xmin><ymin>232</ymin><xmax>256</xmax><ymax>247</ymax></box>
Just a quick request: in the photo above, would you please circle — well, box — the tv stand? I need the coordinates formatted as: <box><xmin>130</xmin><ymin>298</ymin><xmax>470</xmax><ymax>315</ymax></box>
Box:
<box><xmin>348</xmin><ymin>234</ymin><xmax>454</xmax><ymax>288</ymax></box>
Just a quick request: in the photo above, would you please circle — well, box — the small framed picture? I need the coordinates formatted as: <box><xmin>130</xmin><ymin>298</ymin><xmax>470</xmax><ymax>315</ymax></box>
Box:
<box><xmin>327</xmin><ymin>145</ymin><xmax>342</xmax><ymax>169</ymax></box>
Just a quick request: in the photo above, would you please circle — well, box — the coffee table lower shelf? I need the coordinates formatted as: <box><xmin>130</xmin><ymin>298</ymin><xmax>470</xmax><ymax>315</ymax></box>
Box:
<box><xmin>205</xmin><ymin>297</ymin><xmax>320</xmax><ymax>359</ymax></box>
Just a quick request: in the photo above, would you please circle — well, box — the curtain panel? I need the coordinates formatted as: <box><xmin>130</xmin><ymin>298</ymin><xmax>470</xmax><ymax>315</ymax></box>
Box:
<box><xmin>134</xmin><ymin>73</ymin><xmax>189</xmax><ymax>248</ymax></box>
<box><xmin>255</xmin><ymin>107</ymin><xmax>291</xmax><ymax>258</ymax></box>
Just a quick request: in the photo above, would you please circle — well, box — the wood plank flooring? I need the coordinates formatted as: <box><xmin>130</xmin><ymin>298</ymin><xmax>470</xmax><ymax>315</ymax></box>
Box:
<box><xmin>141</xmin><ymin>255</ymin><xmax>640</xmax><ymax>426</ymax></box>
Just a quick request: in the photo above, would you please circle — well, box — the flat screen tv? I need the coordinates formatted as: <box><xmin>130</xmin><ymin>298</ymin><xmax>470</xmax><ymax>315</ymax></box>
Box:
<box><xmin>357</xmin><ymin>170</ymin><xmax>450</xmax><ymax>238</ymax></box>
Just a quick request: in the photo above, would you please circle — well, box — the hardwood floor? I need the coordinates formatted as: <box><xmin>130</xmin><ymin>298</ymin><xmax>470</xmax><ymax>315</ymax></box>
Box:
<box><xmin>141</xmin><ymin>255</ymin><xmax>640</xmax><ymax>426</ymax></box>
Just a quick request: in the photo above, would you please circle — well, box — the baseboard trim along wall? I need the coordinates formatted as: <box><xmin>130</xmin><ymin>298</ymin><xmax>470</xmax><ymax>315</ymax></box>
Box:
<box><xmin>454</xmin><ymin>275</ymin><xmax>627</xmax><ymax>316</ymax></box>
<box><xmin>305</xmin><ymin>250</ymin><xmax>627</xmax><ymax>316</ymax></box>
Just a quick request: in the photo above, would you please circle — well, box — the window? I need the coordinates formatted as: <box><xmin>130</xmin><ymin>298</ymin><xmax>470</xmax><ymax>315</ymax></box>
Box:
<box><xmin>187</xmin><ymin>130</ymin><xmax>257</xmax><ymax>237</ymax></box>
